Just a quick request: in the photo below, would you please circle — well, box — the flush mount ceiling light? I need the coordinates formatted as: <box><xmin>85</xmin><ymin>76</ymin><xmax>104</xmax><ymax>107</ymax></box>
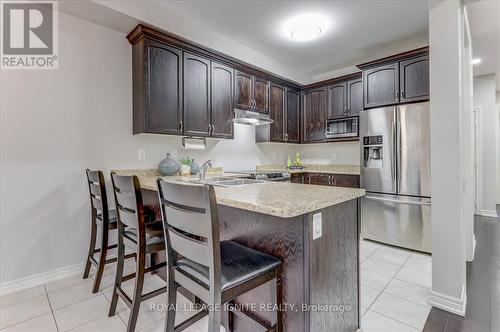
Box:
<box><xmin>291</xmin><ymin>23</ymin><xmax>322</xmax><ymax>42</ymax></box>
<box><xmin>281</xmin><ymin>13</ymin><xmax>331</xmax><ymax>43</ymax></box>
<box><xmin>471</xmin><ymin>58</ymin><xmax>482</xmax><ymax>65</ymax></box>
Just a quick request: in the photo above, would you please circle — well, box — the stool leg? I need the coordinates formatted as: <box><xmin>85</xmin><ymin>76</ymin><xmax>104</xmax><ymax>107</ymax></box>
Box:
<box><xmin>165</xmin><ymin>269</ymin><xmax>177</xmax><ymax>332</ymax></box>
<box><xmin>109</xmin><ymin>228</ymin><xmax>125</xmax><ymax>317</ymax></box>
<box><xmin>275</xmin><ymin>267</ymin><xmax>283</xmax><ymax>332</ymax></box>
<box><xmin>208</xmin><ymin>305</ymin><xmax>221</xmax><ymax>332</ymax></box>
<box><xmin>127</xmin><ymin>247</ymin><xmax>145</xmax><ymax>332</ymax></box>
<box><xmin>92</xmin><ymin>225</ymin><xmax>109</xmax><ymax>293</ymax></box>
<box><xmin>221</xmin><ymin>303</ymin><xmax>231</xmax><ymax>332</ymax></box>
<box><xmin>83</xmin><ymin>216</ymin><xmax>97</xmax><ymax>279</ymax></box>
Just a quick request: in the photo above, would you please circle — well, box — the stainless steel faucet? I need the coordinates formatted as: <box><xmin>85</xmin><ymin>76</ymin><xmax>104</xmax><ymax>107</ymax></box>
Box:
<box><xmin>198</xmin><ymin>160</ymin><xmax>213</xmax><ymax>180</ymax></box>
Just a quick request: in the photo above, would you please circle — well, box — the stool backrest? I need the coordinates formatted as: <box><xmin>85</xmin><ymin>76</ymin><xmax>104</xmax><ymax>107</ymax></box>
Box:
<box><xmin>111</xmin><ymin>173</ymin><xmax>146</xmax><ymax>241</ymax></box>
<box><xmin>86</xmin><ymin>169</ymin><xmax>109</xmax><ymax>221</ymax></box>
<box><xmin>156</xmin><ymin>179</ymin><xmax>221</xmax><ymax>291</ymax></box>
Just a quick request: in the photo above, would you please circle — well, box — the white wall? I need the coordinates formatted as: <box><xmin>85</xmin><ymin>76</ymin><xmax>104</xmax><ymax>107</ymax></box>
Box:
<box><xmin>496</xmin><ymin>92</ymin><xmax>500</xmax><ymax>205</ymax></box>
<box><xmin>296</xmin><ymin>142</ymin><xmax>360</xmax><ymax>165</ymax></box>
<box><xmin>91</xmin><ymin>0</ymin><xmax>308</xmax><ymax>84</ymax></box>
<box><xmin>473</xmin><ymin>74</ymin><xmax>498</xmax><ymax>216</ymax></box>
<box><xmin>428</xmin><ymin>0</ymin><xmax>468</xmax><ymax>316</ymax></box>
<box><xmin>0</xmin><ymin>12</ymin><xmax>297</xmax><ymax>286</ymax></box>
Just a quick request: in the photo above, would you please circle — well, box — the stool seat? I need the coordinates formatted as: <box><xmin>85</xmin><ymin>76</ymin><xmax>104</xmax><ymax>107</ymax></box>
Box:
<box><xmin>177</xmin><ymin>240</ymin><xmax>281</xmax><ymax>290</ymax></box>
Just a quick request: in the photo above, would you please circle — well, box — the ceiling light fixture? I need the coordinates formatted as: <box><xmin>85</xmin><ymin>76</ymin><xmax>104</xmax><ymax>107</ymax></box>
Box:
<box><xmin>281</xmin><ymin>13</ymin><xmax>331</xmax><ymax>43</ymax></box>
<box><xmin>471</xmin><ymin>58</ymin><xmax>482</xmax><ymax>65</ymax></box>
<box><xmin>291</xmin><ymin>24</ymin><xmax>322</xmax><ymax>42</ymax></box>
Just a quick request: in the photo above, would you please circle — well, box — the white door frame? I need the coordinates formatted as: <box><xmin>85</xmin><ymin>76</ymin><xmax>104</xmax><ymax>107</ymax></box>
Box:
<box><xmin>473</xmin><ymin>106</ymin><xmax>482</xmax><ymax>215</ymax></box>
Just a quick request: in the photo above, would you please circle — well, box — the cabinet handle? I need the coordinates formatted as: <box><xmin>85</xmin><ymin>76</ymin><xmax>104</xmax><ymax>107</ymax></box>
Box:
<box><xmin>395</xmin><ymin>90</ymin><xmax>399</xmax><ymax>99</ymax></box>
<box><xmin>401</xmin><ymin>90</ymin><xmax>405</xmax><ymax>98</ymax></box>
<box><xmin>208</xmin><ymin>124</ymin><xmax>212</xmax><ymax>134</ymax></box>
<box><xmin>179</xmin><ymin>121</ymin><xmax>183</xmax><ymax>132</ymax></box>
<box><xmin>211</xmin><ymin>124</ymin><xmax>215</xmax><ymax>134</ymax></box>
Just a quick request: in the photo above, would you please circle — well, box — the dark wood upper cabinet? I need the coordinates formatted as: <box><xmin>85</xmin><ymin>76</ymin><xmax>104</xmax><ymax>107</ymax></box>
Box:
<box><xmin>234</xmin><ymin>71</ymin><xmax>270</xmax><ymax>113</ymax></box>
<box><xmin>269</xmin><ymin>84</ymin><xmax>285</xmax><ymax>142</ymax></box>
<box><xmin>211</xmin><ymin>62</ymin><xmax>234</xmax><ymax>138</ymax></box>
<box><xmin>328</xmin><ymin>82</ymin><xmax>347</xmax><ymax>119</ymax></box>
<box><xmin>302</xmin><ymin>88</ymin><xmax>327</xmax><ymax>143</ymax></box>
<box><xmin>363</xmin><ymin>63</ymin><xmax>399</xmax><ymax>109</ymax></box>
<box><xmin>135</xmin><ymin>39</ymin><xmax>183</xmax><ymax>135</ymax></box>
<box><xmin>358</xmin><ymin>47</ymin><xmax>429</xmax><ymax>109</ymax></box>
<box><xmin>346</xmin><ymin>78</ymin><xmax>362</xmax><ymax>116</ymax></box>
<box><xmin>183</xmin><ymin>53</ymin><xmax>211</xmax><ymax>137</ymax></box>
<box><xmin>399</xmin><ymin>55</ymin><xmax>429</xmax><ymax>103</ymax></box>
<box><xmin>234</xmin><ymin>71</ymin><xmax>253</xmax><ymax>110</ymax></box>
<box><xmin>254</xmin><ymin>77</ymin><xmax>270</xmax><ymax>113</ymax></box>
<box><xmin>286</xmin><ymin>89</ymin><xmax>300</xmax><ymax>143</ymax></box>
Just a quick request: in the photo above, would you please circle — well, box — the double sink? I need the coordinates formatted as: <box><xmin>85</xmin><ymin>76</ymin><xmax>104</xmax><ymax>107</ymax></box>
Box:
<box><xmin>181</xmin><ymin>176</ymin><xmax>265</xmax><ymax>187</ymax></box>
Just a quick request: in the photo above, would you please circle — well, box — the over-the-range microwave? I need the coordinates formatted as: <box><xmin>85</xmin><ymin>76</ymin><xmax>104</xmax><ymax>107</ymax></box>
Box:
<box><xmin>325</xmin><ymin>116</ymin><xmax>359</xmax><ymax>139</ymax></box>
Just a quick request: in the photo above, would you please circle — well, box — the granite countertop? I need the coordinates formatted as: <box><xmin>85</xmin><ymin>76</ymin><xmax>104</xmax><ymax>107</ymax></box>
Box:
<box><xmin>256</xmin><ymin>164</ymin><xmax>360</xmax><ymax>175</ymax></box>
<box><xmin>112</xmin><ymin>168</ymin><xmax>365</xmax><ymax>218</ymax></box>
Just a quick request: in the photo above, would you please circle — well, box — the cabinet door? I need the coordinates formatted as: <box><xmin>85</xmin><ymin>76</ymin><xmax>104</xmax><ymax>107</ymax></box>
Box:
<box><xmin>346</xmin><ymin>78</ymin><xmax>362</xmax><ymax>116</ymax></box>
<box><xmin>328</xmin><ymin>82</ymin><xmax>347</xmax><ymax>119</ymax></box>
<box><xmin>183</xmin><ymin>53</ymin><xmax>211</xmax><ymax>136</ymax></box>
<box><xmin>303</xmin><ymin>88</ymin><xmax>327</xmax><ymax>142</ymax></box>
<box><xmin>290</xmin><ymin>173</ymin><xmax>305</xmax><ymax>184</ymax></box>
<box><xmin>332</xmin><ymin>174</ymin><xmax>360</xmax><ymax>188</ymax></box>
<box><xmin>363</xmin><ymin>63</ymin><xmax>399</xmax><ymax>109</ymax></box>
<box><xmin>286</xmin><ymin>89</ymin><xmax>300</xmax><ymax>143</ymax></box>
<box><xmin>269</xmin><ymin>83</ymin><xmax>285</xmax><ymax>142</ymax></box>
<box><xmin>234</xmin><ymin>71</ymin><xmax>253</xmax><ymax>110</ymax></box>
<box><xmin>253</xmin><ymin>77</ymin><xmax>270</xmax><ymax>113</ymax></box>
<box><xmin>306</xmin><ymin>173</ymin><xmax>333</xmax><ymax>186</ymax></box>
<box><xmin>399</xmin><ymin>55</ymin><xmax>429</xmax><ymax>103</ymax></box>
<box><xmin>145</xmin><ymin>41</ymin><xmax>183</xmax><ymax>134</ymax></box>
<box><xmin>211</xmin><ymin>62</ymin><xmax>234</xmax><ymax>138</ymax></box>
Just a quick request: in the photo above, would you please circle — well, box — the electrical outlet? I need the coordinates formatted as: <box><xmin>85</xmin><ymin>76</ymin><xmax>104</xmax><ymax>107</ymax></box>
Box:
<box><xmin>137</xmin><ymin>148</ymin><xmax>146</xmax><ymax>161</ymax></box>
<box><xmin>313</xmin><ymin>213</ymin><xmax>322</xmax><ymax>240</ymax></box>
<box><xmin>331</xmin><ymin>152</ymin><xmax>337</xmax><ymax>161</ymax></box>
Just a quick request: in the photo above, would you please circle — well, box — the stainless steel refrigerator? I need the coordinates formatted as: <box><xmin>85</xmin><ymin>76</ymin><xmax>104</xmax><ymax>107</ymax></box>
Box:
<box><xmin>360</xmin><ymin>102</ymin><xmax>431</xmax><ymax>253</ymax></box>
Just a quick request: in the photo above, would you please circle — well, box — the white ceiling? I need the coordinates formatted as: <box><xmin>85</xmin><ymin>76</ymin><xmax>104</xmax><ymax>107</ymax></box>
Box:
<box><xmin>466</xmin><ymin>0</ymin><xmax>500</xmax><ymax>90</ymax></box>
<box><xmin>155</xmin><ymin>0</ymin><xmax>429</xmax><ymax>79</ymax></box>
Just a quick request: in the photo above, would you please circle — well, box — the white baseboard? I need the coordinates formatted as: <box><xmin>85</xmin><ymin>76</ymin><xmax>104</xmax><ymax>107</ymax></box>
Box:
<box><xmin>479</xmin><ymin>209</ymin><xmax>498</xmax><ymax>218</ymax></box>
<box><xmin>0</xmin><ymin>262</ymin><xmax>84</xmax><ymax>296</ymax></box>
<box><xmin>428</xmin><ymin>285</ymin><xmax>467</xmax><ymax>316</ymax></box>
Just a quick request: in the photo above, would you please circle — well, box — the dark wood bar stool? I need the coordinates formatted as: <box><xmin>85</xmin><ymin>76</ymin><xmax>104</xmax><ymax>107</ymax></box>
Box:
<box><xmin>108</xmin><ymin>173</ymin><xmax>167</xmax><ymax>332</ymax></box>
<box><xmin>83</xmin><ymin>169</ymin><xmax>135</xmax><ymax>293</ymax></box>
<box><xmin>157</xmin><ymin>179</ymin><xmax>283</xmax><ymax>332</ymax></box>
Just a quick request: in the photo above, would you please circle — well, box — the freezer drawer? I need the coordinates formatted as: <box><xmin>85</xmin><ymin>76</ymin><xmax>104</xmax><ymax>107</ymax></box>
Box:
<box><xmin>361</xmin><ymin>193</ymin><xmax>431</xmax><ymax>253</ymax></box>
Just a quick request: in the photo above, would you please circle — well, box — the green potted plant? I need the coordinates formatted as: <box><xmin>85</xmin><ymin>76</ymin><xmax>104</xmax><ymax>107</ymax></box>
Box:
<box><xmin>179</xmin><ymin>156</ymin><xmax>193</xmax><ymax>176</ymax></box>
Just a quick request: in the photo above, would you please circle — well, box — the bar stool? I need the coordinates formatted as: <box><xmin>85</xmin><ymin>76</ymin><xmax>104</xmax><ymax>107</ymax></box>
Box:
<box><xmin>83</xmin><ymin>169</ymin><xmax>135</xmax><ymax>293</ymax></box>
<box><xmin>108</xmin><ymin>173</ymin><xmax>167</xmax><ymax>332</ymax></box>
<box><xmin>156</xmin><ymin>179</ymin><xmax>283</xmax><ymax>332</ymax></box>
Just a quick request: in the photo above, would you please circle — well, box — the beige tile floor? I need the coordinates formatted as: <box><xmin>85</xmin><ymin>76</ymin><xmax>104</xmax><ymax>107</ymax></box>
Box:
<box><xmin>360</xmin><ymin>239</ymin><xmax>432</xmax><ymax>332</ymax></box>
<box><xmin>0</xmin><ymin>239</ymin><xmax>431</xmax><ymax>332</ymax></box>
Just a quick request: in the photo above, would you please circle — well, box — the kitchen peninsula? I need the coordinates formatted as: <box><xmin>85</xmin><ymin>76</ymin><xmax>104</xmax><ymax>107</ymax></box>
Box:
<box><xmin>113</xmin><ymin>169</ymin><xmax>365</xmax><ymax>332</ymax></box>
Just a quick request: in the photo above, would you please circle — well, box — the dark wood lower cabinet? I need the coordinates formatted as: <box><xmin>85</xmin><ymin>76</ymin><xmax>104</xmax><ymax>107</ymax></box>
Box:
<box><xmin>291</xmin><ymin>173</ymin><xmax>360</xmax><ymax>188</ymax></box>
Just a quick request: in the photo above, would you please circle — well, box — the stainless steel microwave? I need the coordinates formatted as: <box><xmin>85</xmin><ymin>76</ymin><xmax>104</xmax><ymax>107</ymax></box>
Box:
<box><xmin>325</xmin><ymin>116</ymin><xmax>359</xmax><ymax>139</ymax></box>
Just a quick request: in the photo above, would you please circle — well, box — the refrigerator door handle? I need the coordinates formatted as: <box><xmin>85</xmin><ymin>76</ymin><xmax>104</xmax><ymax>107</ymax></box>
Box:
<box><xmin>365</xmin><ymin>195</ymin><xmax>431</xmax><ymax>206</ymax></box>
<box><xmin>391</xmin><ymin>120</ymin><xmax>396</xmax><ymax>183</ymax></box>
<box><xmin>397</xmin><ymin>119</ymin><xmax>402</xmax><ymax>184</ymax></box>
